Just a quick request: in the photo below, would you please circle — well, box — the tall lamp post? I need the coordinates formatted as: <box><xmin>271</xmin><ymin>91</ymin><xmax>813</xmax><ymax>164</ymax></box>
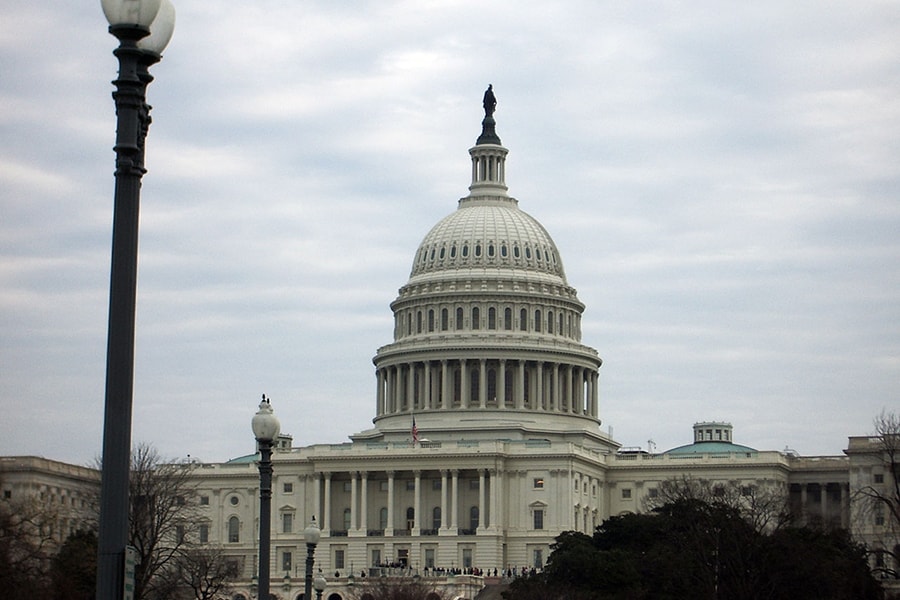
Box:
<box><xmin>313</xmin><ymin>570</ymin><xmax>327</xmax><ymax>600</ymax></box>
<box><xmin>252</xmin><ymin>396</ymin><xmax>281</xmax><ymax>600</ymax></box>
<box><xmin>304</xmin><ymin>516</ymin><xmax>321</xmax><ymax>600</ymax></box>
<box><xmin>96</xmin><ymin>2</ymin><xmax>175</xmax><ymax>600</ymax></box>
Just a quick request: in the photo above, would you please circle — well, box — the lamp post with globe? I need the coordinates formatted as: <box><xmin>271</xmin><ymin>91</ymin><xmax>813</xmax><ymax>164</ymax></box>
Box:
<box><xmin>96</xmin><ymin>1</ymin><xmax>175</xmax><ymax>599</ymax></box>
<box><xmin>304</xmin><ymin>517</ymin><xmax>322</xmax><ymax>600</ymax></box>
<box><xmin>252</xmin><ymin>396</ymin><xmax>281</xmax><ymax>600</ymax></box>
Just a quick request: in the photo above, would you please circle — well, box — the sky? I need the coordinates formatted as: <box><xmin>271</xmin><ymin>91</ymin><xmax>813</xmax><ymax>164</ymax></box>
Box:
<box><xmin>1</xmin><ymin>1</ymin><xmax>898</xmax><ymax>467</ymax></box>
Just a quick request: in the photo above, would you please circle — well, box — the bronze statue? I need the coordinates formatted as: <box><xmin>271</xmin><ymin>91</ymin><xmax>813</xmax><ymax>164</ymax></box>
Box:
<box><xmin>483</xmin><ymin>84</ymin><xmax>497</xmax><ymax>117</ymax></box>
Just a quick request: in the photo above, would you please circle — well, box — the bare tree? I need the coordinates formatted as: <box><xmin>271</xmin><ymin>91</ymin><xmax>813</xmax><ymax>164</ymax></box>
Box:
<box><xmin>349</xmin><ymin>576</ymin><xmax>453</xmax><ymax>600</ymax></box>
<box><xmin>157</xmin><ymin>545</ymin><xmax>237</xmax><ymax>600</ymax></box>
<box><xmin>852</xmin><ymin>410</ymin><xmax>900</xmax><ymax>578</ymax></box>
<box><xmin>644</xmin><ymin>475</ymin><xmax>792</xmax><ymax>533</ymax></box>
<box><xmin>0</xmin><ymin>481</ymin><xmax>62</xmax><ymax>599</ymax></box>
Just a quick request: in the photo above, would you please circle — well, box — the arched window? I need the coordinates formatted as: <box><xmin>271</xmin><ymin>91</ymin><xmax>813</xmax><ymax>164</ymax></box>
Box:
<box><xmin>547</xmin><ymin>310</ymin><xmax>554</xmax><ymax>333</ymax></box>
<box><xmin>470</xmin><ymin>506</ymin><xmax>479</xmax><ymax>530</ymax></box>
<box><xmin>520</xmin><ymin>308</ymin><xmax>527</xmax><ymax>331</ymax></box>
<box><xmin>379</xmin><ymin>507</ymin><xmax>388</xmax><ymax>529</ymax></box>
<box><xmin>487</xmin><ymin>369</ymin><xmax>497</xmax><ymax>402</ymax></box>
<box><xmin>428</xmin><ymin>309</ymin><xmax>435</xmax><ymax>332</ymax></box>
<box><xmin>504</xmin><ymin>307</ymin><xmax>512</xmax><ymax>330</ymax></box>
<box><xmin>407</xmin><ymin>313</ymin><xmax>412</xmax><ymax>337</ymax></box>
<box><xmin>456</xmin><ymin>307</ymin><xmax>464</xmax><ymax>330</ymax></box>
<box><xmin>228</xmin><ymin>516</ymin><xmax>239</xmax><ymax>543</ymax></box>
<box><xmin>534</xmin><ymin>309</ymin><xmax>542</xmax><ymax>332</ymax></box>
<box><xmin>441</xmin><ymin>308</ymin><xmax>449</xmax><ymax>331</ymax></box>
<box><xmin>488</xmin><ymin>307</ymin><xmax>496</xmax><ymax>329</ymax></box>
<box><xmin>472</xmin><ymin>307</ymin><xmax>480</xmax><ymax>330</ymax></box>
<box><xmin>432</xmin><ymin>506</ymin><xmax>442</xmax><ymax>529</ymax></box>
<box><xmin>417</xmin><ymin>311</ymin><xmax>423</xmax><ymax>334</ymax></box>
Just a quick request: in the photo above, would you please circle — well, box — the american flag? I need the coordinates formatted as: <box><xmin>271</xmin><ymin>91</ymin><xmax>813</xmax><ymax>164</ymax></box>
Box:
<box><xmin>412</xmin><ymin>417</ymin><xmax>419</xmax><ymax>443</ymax></box>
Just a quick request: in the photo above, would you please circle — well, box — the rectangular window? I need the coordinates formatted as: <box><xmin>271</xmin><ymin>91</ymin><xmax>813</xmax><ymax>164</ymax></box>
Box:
<box><xmin>199</xmin><ymin>524</ymin><xmax>209</xmax><ymax>544</ymax></box>
<box><xmin>462</xmin><ymin>548</ymin><xmax>473</xmax><ymax>568</ymax></box>
<box><xmin>574</xmin><ymin>480</ymin><xmax>579</xmax><ymax>491</ymax></box>
<box><xmin>199</xmin><ymin>495</ymin><xmax>209</xmax><ymax>506</ymax></box>
<box><xmin>470</xmin><ymin>479</ymin><xmax>480</xmax><ymax>490</ymax></box>
<box><xmin>283</xmin><ymin>513</ymin><xmax>293</xmax><ymax>533</ymax></box>
<box><xmin>533</xmin><ymin>509</ymin><xmax>544</xmax><ymax>530</ymax></box>
<box><xmin>371</xmin><ymin>549</ymin><xmax>381</xmax><ymax>567</ymax></box>
<box><xmin>741</xmin><ymin>486</ymin><xmax>753</xmax><ymax>497</ymax></box>
<box><xmin>283</xmin><ymin>482</ymin><xmax>293</xmax><ymax>493</ymax></box>
<box><xmin>379</xmin><ymin>480</ymin><xmax>389</xmax><ymax>492</ymax></box>
<box><xmin>343</xmin><ymin>482</ymin><xmax>352</xmax><ymax>492</ymax></box>
<box><xmin>432</xmin><ymin>479</ymin><xmax>442</xmax><ymax>490</ymax></box>
<box><xmin>874</xmin><ymin>473</ymin><xmax>884</xmax><ymax>484</ymax></box>
<box><xmin>425</xmin><ymin>548</ymin><xmax>435</xmax><ymax>568</ymax></box>
<box><xmin>282</xmin><ymin>551</ymin><xmax>292</xmax><ymax>572</ymax></box>
<box><xmin>406</xmin><ymin>480</ymin><xmax>415</xmax><ymax>491</ymax></box>
<box><xmin>533</xmin><ymin>549</ymin><xmax>543</xmax><ymax>568</ymax></box>
<box><xmin>334</xmin><ymin>549</ymin><xmax>345</xmax><ymax>569</ymax></box>
<box><xmin>533</xmin><ymin>478</ymin><xmax>544</xmax><ymax>489</ymax></box>
<box><xmin>648</xmin><ymin>488</ymin><xmax>658</xmax><ymax>499</ymax></box>
<box><xmin>622</xmin><ymin>488</ymin><xmax>632</xmax><ymax>499</ymax></box>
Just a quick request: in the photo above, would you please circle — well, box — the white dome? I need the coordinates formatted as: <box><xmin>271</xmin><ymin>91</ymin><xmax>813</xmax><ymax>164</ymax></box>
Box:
<box><xmin>409</xmin><ymin>196</ymin><xmax>567</xmax><ymax>286</ymax></box>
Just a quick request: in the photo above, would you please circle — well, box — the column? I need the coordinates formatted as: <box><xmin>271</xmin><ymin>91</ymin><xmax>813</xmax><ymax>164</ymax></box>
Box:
<box><xmin>478</xmin><ymin>470</ymin><xmax>486</xmax><ymax>530</ymax></box>
<box><xmin>479</xmin><ymin>359</ymin><xmax>487</xmax><ymax>408</ymax></box>
<box><xmin>460</xmin><ymin>359</ymin><xmax>469</xmax><ymax>408</ymax></box>
<box><xmin>567</xmin><ymin>366</ymin><xmax>575</xmax><ymax>414</ymax></box>
<box><xmin>406</xmin><ymin>364</ymin><xmax>415</xmax><ymax>411</ymax></box>
<box><xmin>387</xmin><ymin>366</ymin><xmax>396</xmax><ymax>414</ymax></box>
<box><xmin>413</xmin><ymin>470</ymin><xmax>422</xmax><ymax>534</ymax></box>
<box><xmin>376</xmin><ymin>368</ymin><xmax>385</xmax><ymax>416</ymax></box>
<box><xmin>450</xmin><ymin>470</ymin><xmax>459</xmax><ymax>529</ymax></box>
<box><xmin>591</xmin><ymin>371</ymin><xmax>599</xmax><ymax>417</ymax></box>
<box><xmin>498</xmin><ymin>359</ymin><xmax>506</xmax><ymax>409</ymax></box>
<box><xmin>440</xmin><ymin>470</ymin><xmax>448</xmax><ymax>531</ymax></box>
<box><xmin>360</xmin><ymin>471</ymin><xmax>368</xmax><ymax>532</ymax></box>
<box><xmin>553</xmin><ymin>363</ymin><xmax>560</xmax><ymax>412</ymax></box>
<box><xmin>423</xmin><ymin>361</ymin><xmax>432</xmax><ymax>409</ymax></box>
<box><xmin>386</xmin><ymin>471</ymin><xmax>395</xmax><ymax>535</ymax></box>
<box><xmin>313</xmin><ymin>473</ymin><xmax>321</xmax><ymax>526</ymax></box>
<box><xmin>350</xmin><ymin>471</ymin><xmax>358</xmax><ymax>531</ymax></box>
<box><xmin>323</xmin><ymin>472</ymin><xmax>332</xmax><ymax>534</ymax></box>
<box><xmin>516</xmin><ymin>361</ymin><xmax>525</xmax><ymax>409</ymax></box>
<box><xmin>536</xmin><ymin>361</ymin><xmax>544</xmax><ymax>410</ymax></box>
<box><xmin>441</xmin><ymin>360</ymin><xmax>450</xmax><ymax>410</ymax></box>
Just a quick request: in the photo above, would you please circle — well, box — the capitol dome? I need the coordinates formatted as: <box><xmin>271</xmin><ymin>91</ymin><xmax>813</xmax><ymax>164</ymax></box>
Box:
<box><xmin>364</xmin><ymin>89</ymin><xmax>608</xmax><ymax>449</ymax></box>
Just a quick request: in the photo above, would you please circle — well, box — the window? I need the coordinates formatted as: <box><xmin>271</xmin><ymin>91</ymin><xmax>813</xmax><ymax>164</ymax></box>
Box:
<box><xmin>533</xmin><ymin>509</ymin><xmax>544</xmax><ymax>530</ymax></box>
<box><xmin>533</xmin><ymin>478</ymin><xmax>544</xmax><ymax>489</ymax></box>
<box><xmin>282</xmin><ymin>551</ymin><xmax>292</xmax><ymax>572</ymax></box>
<box><xmin>406</xmin><ymin>507</ymin><xmax>415</xmax><ymax>530</ymax></box>
<box><xmin>520</xmin><ymin>308</ymin><xmax>527</xmax><ymax>331</ymax></box>
<box><xmin>229</xmin><ymin>496</ymin><xmax>239</xmax><ymax>506</ymax></box>
<box><xmin>470</xmin><ymin>506</ymin><xmax>479</xmax><ymax>530</ymax></box>
<box><xmin>379</xmin><ymin>481</ymin><xmax>389</xmax><ymax>492</ymax></box>
<box><xmin>534</xmin><ymin>310</ymin><xmax>541</xmax><ymax>332</ymax></box>
<box><xmin>622</xmin><ymin>488</ymin><xmax>632</xmax><ymax>499</ymax></box>
<box><xmin>533</xmin><ymin>549</ymin><xmax>543</xmax><ymax>568</ymax></box>
<box><xmin>574</xmin><ymin>480</ymin><xmax>579</xmax><ymax>491</ymax></box>
<box><xmin>405</xmin><ymin>480</ymin><xmax>415</xmax><ymax>491</ymax></box>
<box><xmin>488</xmin><ymin>307</ymin><xmax>496</xmax><ymax>329</ymax></box>
<box><xmin>343</xmin><ymin>508</ymin><xmax>352</xmax><ymax>530</ymax></box>
<box><xmin>472</xmin><ymin>307</ymin><xmax>480</xmax><ymax>330</ymax></box>
<box><xmin>648</xmin><ymin>488</ymin><xmax>659</xmax><ymax>499</ymax></box>
<box><xmin>504</xmin><ymin>308</ymin><xmax>512</xmax><ymax>330</ymax></box>
<box><xmin>441</xmin><ymin>308</ymin><xmax>449</xmax><ymax>331</ymax></box>
<box><xmin>343</xmin><ymin>481</ymin><xmax>352</xmax><ymax>492</ymax></box>
<box><xmin>282</xmin><ymin>482</ymin><xmax>293</xmax><ymax>493</ymax></box>
<box><xmin>470</xmin><ymin>479</ymin><xmax>480</xmax><ymax>490</ymax></box>
<box><xmin>425</xmin><ymin>548</ymin><xmax>435</xmax><ymax>568</ymax></box>
<box><xmin>547</xmin><ymin>311</ymin><xmax>554</xmax><ymax>333</ymax></box>
<box><xmin>176</xmin><ymin>525</ymin><xmax>185</xmax><ymax>544</ymax></box>
<box><xmin>432</xmin><ymin>479</ymin><xmax>441</xmax><ymax>490</ymax></box>
<box><xmin>283</xmin><ymin>513</ymin><xmax>293</xmax><ymax>533</ymax></box>
<box><xmin>371</xmin><ymin>548</ymin><xmax>381</xmax><ymax>567</ymax></box>
<box><xmin>462</xmin><ymin>548</ymin><xmax>473</xmax><ymax>568</ymax></box>
<box><xmin>875</xmin><ymin>473</ymin><xmax>884</xmax><ymax>484</ymax></box>
<box><xmin>428</xmin><ymin>309</ymin><xmax>435</xmax><ymax>332</ymax></box>
<box><xmin>741</xmin><ymin>486</ymin><xmax>753</xmax><ymax>497</ymax></box>
<box><xmin>199</xmin><ymin>495</ymin><xmax>209</xmax><ymax>506</ymax></box>
<box><xmin>433</xmin><ymin>506</ymin><xmax>442</xmax><ymax>529</ymax></box>
<box><xmin>199</xmin><ymin>523</ymin><xmax>209</xmax><ymax>544</ymax></box>
<box><xmin>456</xmin><ymin>307</ymin><xmax>464</xmax><ymax>330</ymax></box>
<box><xmin>335</xmin><ymin>549</ymin><xmax>345</xmax><ymax>569</ymax></box>
<box><xmin>379</xmin><ymin>507</ymin><xmax>388</xmax><ymax>529</ymax></box>
<box><xmin>228</xmin><ymin>517</ymin><xmax>240</xmax><ymax>543</ymax></box>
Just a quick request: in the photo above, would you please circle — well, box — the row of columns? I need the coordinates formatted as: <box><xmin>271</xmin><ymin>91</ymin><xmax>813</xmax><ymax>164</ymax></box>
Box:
<box><xmin>793</xmin><ymin>482</ymin><xmax>849</xmax><ymax>528</ymax></box>
<box><xmin>375</xmin><ymin>359</ymin><xmax>598</xmax><ymax>418</ymax></box>
<box><xmin>311</xmin><ymin>469</ymin><xmax>503</xmax><ymax>536</ymax></box>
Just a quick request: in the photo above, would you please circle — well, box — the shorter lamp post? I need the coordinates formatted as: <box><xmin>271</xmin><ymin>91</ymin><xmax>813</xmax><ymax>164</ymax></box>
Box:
<box><xmin>252</xmin><ymin>396</ymin><xmax>280</xmax><ymax>600</ymax></box>
<box><xmin>304</xmin><ymin>516</ymin><xmax>321</xmax><ymax>600</ymax></box>
<box><xmin>313</xmin><ymin>569</ymin><xmax>327</xmax><ymax>600</ymax></box>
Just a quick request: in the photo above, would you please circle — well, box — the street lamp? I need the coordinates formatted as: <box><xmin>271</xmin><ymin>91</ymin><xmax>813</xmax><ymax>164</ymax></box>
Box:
<box><xmin>252</xmin><ymin>395</ymin><xmax>281</xmax><ymax>600</ymax></box>
<box><xmin>304</xmin><ymin>516</ymin><xmax>322</xmax><ymax>600</ymax></box>
<box><xmin>313</xmin><ymin>569</ymin><xmax>327</xmax><ymax>600</ymax></box>
<box><xmin>96</xmin><ymin>2</ymin><xmax>175</xmax><ymax>600</ymax></box>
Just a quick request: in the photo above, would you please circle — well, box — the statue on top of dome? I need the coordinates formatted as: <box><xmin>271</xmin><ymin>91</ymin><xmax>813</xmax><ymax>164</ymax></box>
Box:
<box><xmin>483</xmin><ymin>84</ymin><xmax>497</xmax><ymax>117</ymax></box>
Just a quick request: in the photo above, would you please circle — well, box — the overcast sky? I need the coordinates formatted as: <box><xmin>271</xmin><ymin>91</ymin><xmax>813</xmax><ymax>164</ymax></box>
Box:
<box><xmin>2</xmin><ymin>1</ymin><xmax>898</xmax><ymax>467</ymax></box>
